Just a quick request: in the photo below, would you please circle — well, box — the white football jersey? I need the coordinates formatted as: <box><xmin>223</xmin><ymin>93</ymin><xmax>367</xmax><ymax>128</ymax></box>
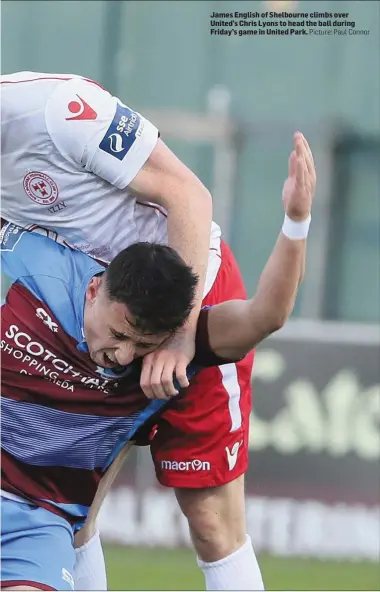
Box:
<box><xmin>1</xmin><ymin>72</ymin><xmax>221</xmax><ymax>294</ymax></box>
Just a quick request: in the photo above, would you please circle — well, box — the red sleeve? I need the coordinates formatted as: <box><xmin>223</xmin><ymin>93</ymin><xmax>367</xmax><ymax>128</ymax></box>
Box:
<box><xmin>193</xmin><ymin>308</ymin><xmax>243</xmax><ymax>367</ymax></box>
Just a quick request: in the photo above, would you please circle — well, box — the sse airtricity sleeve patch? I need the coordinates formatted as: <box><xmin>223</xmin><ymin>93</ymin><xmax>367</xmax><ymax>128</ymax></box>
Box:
<box><xmin>45</xmin><ymin>77</ymin><xmax>159</xmax><ymax>189</ymax></box>
<box><xmin>99</xmin><ymin>102</ymin><xmax>144</xmax><ymax>161</ymax></box>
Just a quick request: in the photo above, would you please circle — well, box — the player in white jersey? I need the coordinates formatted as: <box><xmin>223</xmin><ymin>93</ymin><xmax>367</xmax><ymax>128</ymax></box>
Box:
<box><xmin>1</xmin><ymin>70</ymin><xmax>216</xmax><ymax>391</ymax></box>
<box><xmin>1</xmin><ymin>71</ymin><xmax>316</xmax><ymax>591</ymax></box>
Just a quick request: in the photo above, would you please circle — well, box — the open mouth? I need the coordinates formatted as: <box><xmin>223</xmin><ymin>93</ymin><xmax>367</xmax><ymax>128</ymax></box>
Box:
<box><xmin>103</xmin><ymin>352</ymin><xmax>116</xmax><ymax>367</ymax></box>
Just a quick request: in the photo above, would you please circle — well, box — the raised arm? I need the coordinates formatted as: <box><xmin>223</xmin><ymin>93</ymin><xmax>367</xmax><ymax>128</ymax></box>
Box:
<box><xmin>205</xmin><ymin>132</ymin><xmax>316</xmax><ymax>360</ymax></box>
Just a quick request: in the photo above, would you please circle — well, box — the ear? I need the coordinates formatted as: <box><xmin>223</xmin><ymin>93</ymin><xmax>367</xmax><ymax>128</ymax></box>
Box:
<box><xmin>86</xmin><ymin>275</ymin><xmax>102</xmax><ymax>304</ymax></box>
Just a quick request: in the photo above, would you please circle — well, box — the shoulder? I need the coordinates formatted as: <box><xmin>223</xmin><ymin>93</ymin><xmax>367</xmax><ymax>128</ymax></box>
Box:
<box><xmin>44</xmin><ymin>76</ymin><xmax>159</xmax><ymax>187</ymax></box>
<box><xmin>44</xmin><ymin>77</ymin><xmax>117</xmax><ymax>164</ymax></box>
<box><xmin>1</xmin><ymin>222</ymin><xmax>103</xmax><ymax>287</ymax></box>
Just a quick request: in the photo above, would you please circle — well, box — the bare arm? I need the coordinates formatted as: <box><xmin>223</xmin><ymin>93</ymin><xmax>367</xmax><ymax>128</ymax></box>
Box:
<box><xmin>129</xmin><ymin>138</ymin><xmax>212</xmax><ymax>329</ymax></box>
<box><xmin>207</xmin><ymin>233</ymin><xmax>306</xmax><ymax>360</ymax></box>
<box><xmin>205</xmin><ymin>132</ymin><xmax>315</xmax><ymax>361</ymax></box>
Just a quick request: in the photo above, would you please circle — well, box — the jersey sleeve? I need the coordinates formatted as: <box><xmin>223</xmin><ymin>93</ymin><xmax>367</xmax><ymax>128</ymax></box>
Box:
<box><xmin>1</xmin><ymin>223</ymin><xmax>41</xmax><ymax>283</ymax></box>
<box><xmin>193</xmin><ymin>307</ymin><xmax>243</xmax><ymax>367</ymax></box>
<box><xmin>45</xmin><ymin>77</ymin><xmax>159</xmax><ymax>189</ymax></box>
<box><xmin>0</xmin><ymin>222</ymin><xmax>100</xmax><ymax>289</ymax></box>
<box><xmin>0</xmin><ymin>222</ymin><xmax>71</xmax><ymax>314</ymax></box>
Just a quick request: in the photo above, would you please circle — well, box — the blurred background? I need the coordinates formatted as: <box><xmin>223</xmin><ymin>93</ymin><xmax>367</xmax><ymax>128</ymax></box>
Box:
<box><xmin>2</xmin><ymin>0</ymin><xmax>379</xmax><ymax>589</ymax></box>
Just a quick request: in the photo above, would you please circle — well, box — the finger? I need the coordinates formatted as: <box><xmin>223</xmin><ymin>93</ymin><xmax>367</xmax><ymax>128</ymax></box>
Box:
<box><xmin>301</xmin><ymin>136</ymin><xmax>316</xmax><ymax>181</ymax></box>
<box><xmin>174</xmin><ymin>362</ymin><xmax>190</xmax><ymax>390</ymax></box>
<box><xmin>288</xmin><ymin>150</ymin><xmax>297</xmax><ymax>178</ymax></box>
<box><xmin>295</xmin><ymin>136</ymin><xmax>305</xmax><ymax>189</ymax></box>
<box><xmin>140</xmin><ymin>355</ymin><xmax>155</xmax><ymax>399</ymax></box>
<box><xmin>149</xmin><ymin>358</ymin><xmax>168</xmax><ymax>399</ymax></box>
<box><xmin>293</xmin><ymin>131</ymin><xmax>304</xmax><ymax>149</ymax></box>
<box><xmin>299</xmin><ymin>135</ymin><xmax>316</xmax><ymax>191</ymax></box>
<box><xmin>150</xmin><ymin>354</ymin><xmax>180</xmax><ymax>400</ymax></box>
<box><xmin>302</xmin><ymin>135</ymin><xmax>315</xmax><ymax>171</ymax></box>
<box><xmin>161</xmin><ymin>363</ymin><xmax>180</xmax><ymax>398</ymax></box>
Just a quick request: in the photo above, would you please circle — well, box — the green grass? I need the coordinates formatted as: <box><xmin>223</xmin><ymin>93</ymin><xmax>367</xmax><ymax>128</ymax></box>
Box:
<box><xmin>104</xmin><ymin>545</ymin><xmax>380</xmax><ymax>591</ymax></box>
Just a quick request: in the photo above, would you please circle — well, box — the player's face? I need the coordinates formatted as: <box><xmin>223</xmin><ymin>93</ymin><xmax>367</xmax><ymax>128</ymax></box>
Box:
<box><xmin>83</xmin><ymin>276</ymin><xmax>170</xmax><ymax>368</ymax></box>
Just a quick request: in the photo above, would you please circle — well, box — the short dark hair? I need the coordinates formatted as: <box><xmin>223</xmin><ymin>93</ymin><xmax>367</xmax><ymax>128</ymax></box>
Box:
<box><xmin>103</xmin><ymin>242</ymin><xmax>198</xmax><ymax>334</ymax></box>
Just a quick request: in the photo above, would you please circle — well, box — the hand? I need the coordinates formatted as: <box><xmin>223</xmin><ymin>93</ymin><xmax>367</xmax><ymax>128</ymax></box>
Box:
<box><xmin>282</xmin><ymin>132</ymin><xmax>316</xmax><ymax>221</ymax></box>
<box><xmin>140</xmin><ymin>327</ymin><xmax>196</xmax><ymax>399</ymax></box>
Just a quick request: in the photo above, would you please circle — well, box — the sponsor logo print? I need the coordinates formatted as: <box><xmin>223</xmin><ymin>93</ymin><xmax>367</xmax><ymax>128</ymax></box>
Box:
<box><xmin>66</xmin><ymin>95</ymin><xmax>97</xmax><ymax>121</ymax></box>
<box><xmin>99</xmin><ymin>103</ymin><xmax>143</xmax><ymax>161</ymax></box>
<box><xmin>36</xmin><ymin>308</ymin><xmax>59</xmax><ymax>333</ymax></box>
<box><xmin>23</xmin><ymin>172</ymin><xmax>59</xmax><ymax>206</ymax></box>
<box><xmin>0</xmin><ymin>223</ymin><xmax>25</xmax><ymax>252</ymax></box>
<box><xmin>2</xmin><ymin>324</ymin><xmax>116</xmax><ymax>394</ymax></box>
<box><xmin>48</xmin><ymin>201</ymin><xmax>66</xmax><ymax>214</ymax></box>
<box><xmin>225</xmin><ymin>441</ymin><xmax>242</xmax><ymax>471</ymax></box>
<box><xmin>109</xmin><ymin>133</ymin><xmax>124</xmax><ymax>153</ymax></box>
<box><xmin>161</xmin><ymin>459</ymin><xmax>211</xmax><ymax>471</ymax></box>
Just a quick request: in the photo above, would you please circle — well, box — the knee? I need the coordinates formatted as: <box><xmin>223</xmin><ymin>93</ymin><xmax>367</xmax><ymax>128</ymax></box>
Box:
<box><xmin>175</xmin><ymin>477</ymin><xmax>246</xmax><ymax>562</ymax></box>
<box><xmin>187</xmin><ymin>502</ymin><xmax>244</xmax><ymax>560</ymax></box>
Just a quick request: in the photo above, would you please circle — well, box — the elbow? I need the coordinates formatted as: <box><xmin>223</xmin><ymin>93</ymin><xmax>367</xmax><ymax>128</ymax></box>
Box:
<box><xmin>265</xmin><ymin>310</ymin><xmax>289</xmax><ymax>335</ymax></box>
<box><xmin>273</xmin><ymin>315</ymin><xmax>287</xmax><ymax>333</ymax></box>
<box><xmin>195</xmin><ymin>184</ymin><xmax>212</xmax><ymax>214</ymax></box>
<box><xmin>185</xmin><ymin>179</ymin><xmax>212</xmax><ymax>209</ymax></box>
<box><xmin>167</xmin><ymin>181</ymin><xmax>212</xmax><ymax>222</ymax></box>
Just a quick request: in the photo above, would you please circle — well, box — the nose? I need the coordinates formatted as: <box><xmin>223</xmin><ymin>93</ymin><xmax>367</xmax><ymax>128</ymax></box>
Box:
<box><xmin>115</xmin><ymin>342</ymin><xmax>135</xmax><ymax>366</ymax></box>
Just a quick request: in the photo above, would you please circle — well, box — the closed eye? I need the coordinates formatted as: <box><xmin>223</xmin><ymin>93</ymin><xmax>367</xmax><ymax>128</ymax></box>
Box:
<box><xmin>136</xmin><ymin>342</ymin><xmax>155</xmax><ymax>350</ymax></box>
<box><xmin>110</xmin><ymin>329</ymin><xmax>129</xmax><ymax>341</ymax></box>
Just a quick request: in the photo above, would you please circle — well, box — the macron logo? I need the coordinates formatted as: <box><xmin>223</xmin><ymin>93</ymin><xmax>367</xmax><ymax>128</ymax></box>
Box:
<box><xmin>225</xmin><ymin>441</ymin><xmax>242</xmax><ymax>471</ymax></box>
<box><xmin>161</xmin><ymin>459</ymin><xmax>210</xmax><ymax>472</ymax></box>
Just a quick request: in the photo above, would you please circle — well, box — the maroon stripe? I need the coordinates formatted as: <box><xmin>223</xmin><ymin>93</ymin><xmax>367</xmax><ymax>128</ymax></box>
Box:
<box><xmin>136</xmin><ymin>201</ymin><xmax>168</xmax><ymax>217</ymax></box>
<box><xmin>1</xmin><ymin>75</ymin><xmax>105</xmax><ymax>91</ymax></box>
<box><xmin>1</xmin><ymin>76</ymin><xmax>71</xmax><ymax>84</ymax></box>
<box><xmin>2</xmin><ymin>449</ymin><xmax>102</xmax><ymax>507</ymax></box>
<box><xmin>1</xmin><ymin>581</ymin><xmax>56</xmax><ymax>591</ymax></box>
<box><xmin>1</xmin><ymin>383</ymin><xmax>148</xmax><ymax>416</ymax></box>
<box><xmin>2</xmin><ymin>282</ymin><xmax>149</xmax><ymax>415</ymax></box>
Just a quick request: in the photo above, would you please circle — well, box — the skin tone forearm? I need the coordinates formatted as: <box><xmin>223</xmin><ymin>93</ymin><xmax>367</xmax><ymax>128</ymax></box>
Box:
<box><xmin>248</xmin><ymin>232</ymin><xmax>306</xmax><ymax>335</ymax></box>
<box><xmin>129</xmin><ymin>138</ymin><xmax>213</xmax><ymax>398</ymax></box>
<box><xmin>129</xmin><ymin>138</ymin><xmax>212</xmax><ymax>324</ymax></box>
<box><xmin>165</xmin><ymin>188</ymin><xmax>212</xmax><ymax>326</ymax></box>
<box><xmin>207</xmin><ymin>132</ymin><xmax>316</xmax><ymax>361</ymax></box>
<box><xmin>207</xmin><ymin>233</ymin><xmax>306</xmax><ymax>360</ymax></box>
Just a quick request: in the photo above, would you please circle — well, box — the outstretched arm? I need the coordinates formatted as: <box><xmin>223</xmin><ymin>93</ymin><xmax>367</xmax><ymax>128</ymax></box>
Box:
<box><xmin>204</xmin><ymin>132</ymin><xmax>316</xmax><ymax>361</ymax></box>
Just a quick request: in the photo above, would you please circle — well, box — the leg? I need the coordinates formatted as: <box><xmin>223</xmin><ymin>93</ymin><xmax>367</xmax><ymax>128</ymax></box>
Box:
<box><xmin>151</xmin><ymin>357</ymin><xmax>265</xmax><ymax>591</ymax></box>
<box><xmin>72</xmin><ymin>440</ymin><xmax>135</xmax><ymax>590</ymax></box>
<box><xmin>175</xmin><ymin>477</ymin><xmax>264</xmax><ymax>591</ymax></box>
<box><xmin>150</xmin><ymin>241</ymin><xmax>265</xmax><ymax>590</ymax></box>
<box><xmin>1</xmin><ymin>497</ymin><xmax>76</xmax><ymax>591</ymax></box>
<box><xmin>73</xmin><ymin>529</ymin><xmax>107</xmax><ymax>591</ymax></box>
<box><xmin>175</xmin><ymin>475</ymin><xmax>246</xmax><ymax>562</ymax></box>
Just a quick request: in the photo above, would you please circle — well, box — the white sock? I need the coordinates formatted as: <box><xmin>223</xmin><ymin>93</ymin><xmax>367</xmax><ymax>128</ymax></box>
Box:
<box><xmin>197</xmin><ymin>534</ymin><xmax>265</xmax><ymax>591</ymax></box>
<box><xmin>74</xmin><ymin>529</ymin><xmax>107</xmax><ymax>591</ymax></box>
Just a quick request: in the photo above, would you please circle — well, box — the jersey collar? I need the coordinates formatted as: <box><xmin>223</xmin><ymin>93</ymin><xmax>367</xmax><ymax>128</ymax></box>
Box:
<box><xmin>75</xmin><ymin>264</ymin><xmax>104</xmax><ymax>352</ymax></box>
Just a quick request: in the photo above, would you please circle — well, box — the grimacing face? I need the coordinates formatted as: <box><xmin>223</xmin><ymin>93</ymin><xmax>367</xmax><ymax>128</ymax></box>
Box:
<box><xmin>83</xmin><ymin>275</ymin><xmax>170</xmax><ymax>368</ymax></box>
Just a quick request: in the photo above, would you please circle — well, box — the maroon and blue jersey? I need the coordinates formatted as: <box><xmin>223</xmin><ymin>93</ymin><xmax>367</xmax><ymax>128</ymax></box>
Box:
<box><xmin>1</xmin><ymin>223</ymin><xmax>212</xmax><ymax>527</ymax></box>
